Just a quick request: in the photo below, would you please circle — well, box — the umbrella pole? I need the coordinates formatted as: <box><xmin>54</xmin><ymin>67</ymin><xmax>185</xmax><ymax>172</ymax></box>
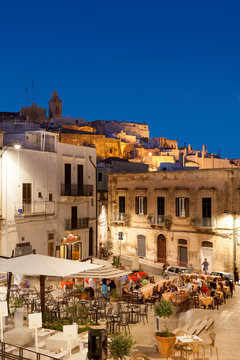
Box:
<box><xmin>7</xmin><ymin>272</ymin><xmax>12</xmax><ymax>316</ymax></box>
<box><xmin>40</xmin><ymin>275</ymin><xmax>45</xmax><ymax>315</ymax></box>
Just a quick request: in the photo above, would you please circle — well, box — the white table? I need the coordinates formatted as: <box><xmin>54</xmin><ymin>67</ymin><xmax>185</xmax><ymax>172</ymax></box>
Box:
<box><xmin>50</xmin><ymin>350</ymin><xmax>68</xmax><ymax>359</ymax></box>
<box><xmin>176</xmin><ymin>335</ymin><xmax>203</xmax><ymax>344</ymax></box>
<box><xmin>79</xmin><ymin>335</ymin><xmax>88</xmax><ymax>351</ymax></box>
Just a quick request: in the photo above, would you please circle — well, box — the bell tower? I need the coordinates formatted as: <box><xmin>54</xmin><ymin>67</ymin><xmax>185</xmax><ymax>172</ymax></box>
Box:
<box><xmin>48</xmin><ymin>90</ymin><xmax>62</xmax><ymax>118</ymax></box>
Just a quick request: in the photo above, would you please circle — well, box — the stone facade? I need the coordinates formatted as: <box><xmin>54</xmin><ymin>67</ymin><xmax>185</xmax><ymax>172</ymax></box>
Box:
<box><xmin>108</xmin><ymin>169</ymin><xmax>240</xmax><ymax>272</ymax></box>
<box><xmin>20</xmin><ymin>103</ymin><xmax>46</xmax><ymax>122</ymax></box>
<box><xmin>58</xmin><ymin>132</ymin><xmax>134</xmax><ymax>161</ymax></box>
<box><xmin>87</xmin><ymin>120</ymin><xmax>149</xmax><ymax>138</ymax></box>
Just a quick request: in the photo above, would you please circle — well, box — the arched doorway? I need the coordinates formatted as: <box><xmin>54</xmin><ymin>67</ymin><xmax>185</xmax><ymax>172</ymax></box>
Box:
<box><xmin>157</xmin><ymin>234</ymin><xmax>166</xmax><ymax>263</ymax></box>
<box><xmin>89</xmin><ymin>227</ymin><xmax>93</xmax><ymax>256</ymax></box>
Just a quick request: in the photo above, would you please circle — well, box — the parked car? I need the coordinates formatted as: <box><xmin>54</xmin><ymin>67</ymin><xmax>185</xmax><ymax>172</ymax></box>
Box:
<box><xmin>210</xmin><ymin>271</ymin><xmax>234</xmax><ymax>281</ymax></box>
<box><xmin>164</xmin><ymin>266</ymin><xmax>192</xmax><ymax>278</ymax></box>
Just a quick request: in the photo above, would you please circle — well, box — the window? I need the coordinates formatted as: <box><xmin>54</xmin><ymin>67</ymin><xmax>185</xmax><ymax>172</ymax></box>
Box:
<box><xmin>98</xmin><ymin>172</ymin><xmax>103</xmax><ymax>182</ymax></box>
<box><xmin>22</xmin><ymin>183</ymin><xmax>31</xmax><ymax>204</ymax></box>
<box><xmin>202</xmin><ymin>198</ymin><xmax>211</xmax><ymax>218</ymax></box>
<box><xmin>157</xmin><ymin>197</ymin><xmax>165</xmax><ymax>216</ymax></box>
<box><xmin>119</xmin><ymin>196</ymin><xmax>125</xmax><ymax>214</ymax></box>
<box><xmin>49</xmin><ymin>193</ymin><xmax>53</xmax><ymax>201</ymax></box>
<box><xmin>135</xmin><ymin>196</ymin><xmax>147</xmax><ymax>215</ymax></box>
<box><xmin>176</xmin><ymin>197</ymin><xmax>189</xmax><ymax>217</ymax></box>
<box><xmin>48</xmin><ymin>233</ymin><xmax>54</xmax><ymax>240</ymax></box>
<box><xmin>109</xmin><ymin>148</ymin><xmax>112</xmax><ymax>154</ymax></box>
<box><xmin>202</xmin><ymin>241</ymin><xmax>213</xmax><ymax>248</ymax></box>
<box><xmin>178</xmin><ymin>239</ymin><xmax>187</xmax><ymax>245</ymax></box>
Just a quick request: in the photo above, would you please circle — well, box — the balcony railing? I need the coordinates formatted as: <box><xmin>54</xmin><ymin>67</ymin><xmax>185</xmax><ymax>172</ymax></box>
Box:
<box><xmin>111</xmin><ymin>213</ymin><xmax>129</xmax><ymax>223</ymax></box>
<box><xmin>191</xmin><ymin>217</ymin><xmax>216</xmax><ymax>229</ymax></box>
<box><xmin>148</xmin><ymin>214</ymin><xmax>165</xmax><ymax>225</ymax></box>
<box><xmin>15</xmin><ymin>201</ymin><xmax>55</xmax><ymax>216</ymax></box>
<box><xmin>61</xmin><ymin>184</ymin><xmax>94</xmax><ymax>197</ymax></box>
<box><xmin>202</xmin><ymin>217</ymin><xmax>213</xmax><ymax>228</ymax></box>
<box><xmin>65</xmin><ymin>217</ymin><xmax>89</xmax><ymax>230</ymax></box>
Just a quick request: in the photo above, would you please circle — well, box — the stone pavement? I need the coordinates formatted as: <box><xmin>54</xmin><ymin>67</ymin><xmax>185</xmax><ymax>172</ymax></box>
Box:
<box><xmin>128</xmin><ymin>286</ymin><xmax>240</xmax><ymax>360</ymax></box>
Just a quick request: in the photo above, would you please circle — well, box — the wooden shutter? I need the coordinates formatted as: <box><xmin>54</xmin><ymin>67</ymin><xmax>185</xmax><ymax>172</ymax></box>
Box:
<box><xmin>175</xmin><ymin>198</ymin><xmax>179</xmax><ymax>216</ymax></box>
<box><xmin>135</xmin><ymin>197</ymin><xmax>139</xmax><ymax>214</ymax></box>
<box><xmin>185</xmin><ymin>198</ymin><xmax>189</xmax><ymax>217</ymax></box>
<box><xmin>143</xmin><ymin>197</ymin><xmax>147</xmax><ymax>215</ymax></box>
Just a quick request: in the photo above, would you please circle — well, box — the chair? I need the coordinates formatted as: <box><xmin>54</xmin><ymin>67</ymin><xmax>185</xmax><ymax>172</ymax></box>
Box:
<box><xmin>193</xmin><ymin>294</ymin><xmax>199</xmax><ymax>308</ymax></box>
<box><xmin>182</xmin><ymin>343</ymin><xmax>204</xmax><ymax>359</ymax></box>
<box><xmin>116</xmin><ymin>312</ymin><xmax>130</xmax><ymax>334</ymax></box>
<box><xmin>132</xmin><ymin>291</ymin><xmax>142</xmax><ymax>304</ymax></box>
<box><xmin>200</xmin><ymin>332</ymin><xmax>219</xmax><ymax>360</ymax></box>
<box><xmin>137</xmin><ymin>304</ymin><xmax>148</xmax><ymax>325</ymax></box>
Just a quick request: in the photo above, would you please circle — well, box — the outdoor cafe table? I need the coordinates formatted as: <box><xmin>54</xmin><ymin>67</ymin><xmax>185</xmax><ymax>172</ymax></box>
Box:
<box><xmin>127</xmin><ymin>305</ymin><xmax>138</xmax><ymax>324</ymax></box>
<box><xmin>140</xmin><ymin>279</ymin><xmax>166</xmax><ymax>299</ymax></box>
<box><xmin>176</xmin><ymin>335</ymin><xmax>203</xmax><ymax>356</ymax></box>
<box><xmin>199</xmin><ymin>296</ymin><xmax>214</xmax><ymax>309</ymax></box>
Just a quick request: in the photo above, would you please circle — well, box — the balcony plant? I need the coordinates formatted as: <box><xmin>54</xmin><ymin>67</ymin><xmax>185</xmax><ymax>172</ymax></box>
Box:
<box><xmin>154</xmin><ymin>299</ymin><xmax>175</xmax><ymax>356</ymax></box>
<box><xmin>108</xmin><ymin>332</ymin><xmax>135</xmax><ymax>360</ymax></box>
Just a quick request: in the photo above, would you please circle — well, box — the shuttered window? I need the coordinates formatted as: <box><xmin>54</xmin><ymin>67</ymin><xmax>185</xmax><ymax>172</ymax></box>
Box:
<box><xmin>119</xmin><ymin>196</ymin><xmax>125</xmax><ymax>214</ymax></box>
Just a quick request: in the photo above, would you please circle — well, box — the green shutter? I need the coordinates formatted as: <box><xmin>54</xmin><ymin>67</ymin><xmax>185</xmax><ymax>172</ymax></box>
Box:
<box><xmin>143</xmin><ymin>197</ymin><xmax>147</xmax><ymax>215</ymax></box>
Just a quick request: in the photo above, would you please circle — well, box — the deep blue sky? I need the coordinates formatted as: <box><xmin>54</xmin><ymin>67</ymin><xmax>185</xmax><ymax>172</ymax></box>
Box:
<box><xmin>1</xmin><ymin>0</ymin><xmax>240</xmax><ymax>158</ymax></box>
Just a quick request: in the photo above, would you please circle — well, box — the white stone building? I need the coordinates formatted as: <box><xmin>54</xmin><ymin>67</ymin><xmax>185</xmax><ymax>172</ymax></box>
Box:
<box><xmin>0</xmin><ymin>131</ymin><xmax>96</xmax><ymax>260</ymax></box>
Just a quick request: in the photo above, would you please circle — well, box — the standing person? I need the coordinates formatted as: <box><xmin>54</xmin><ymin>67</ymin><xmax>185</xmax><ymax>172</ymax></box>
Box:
<box><xmin>202</xmin><ymin>258</ymin><xmax>209</xmax><ymax>275</ymax></box>
<box><xmin>89</xmin><ymin>278</ymin><xmax>95</xmax><ymax>298</ymax></box>
<box><xmin>101</xmin><ymin>279</ymin><xmax>108</xmax><ymax>298</ymax></box>
<box><xmin>234</xmin><ymin>267</ymin><xmax>239</xmax><ymax>285</ymax></box>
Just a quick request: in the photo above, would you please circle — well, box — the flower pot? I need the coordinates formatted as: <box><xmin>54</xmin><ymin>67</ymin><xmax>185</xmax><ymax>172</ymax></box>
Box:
<box><xmin>14</xmin><ymin>307</ymin><xmax>24</xmax><ymax>328</ymax></box>
<box><xmin>154</xmin><ymin>334</ymin><xmax>175</xmax><ymax>356</ymax></box>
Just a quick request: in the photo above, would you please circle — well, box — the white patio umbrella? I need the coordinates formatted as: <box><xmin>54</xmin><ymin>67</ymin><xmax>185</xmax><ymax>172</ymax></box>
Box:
<box><xmin>0</xmin><ymin>254</ymin><xmax>102</xmax><ymax>313</ymax></box>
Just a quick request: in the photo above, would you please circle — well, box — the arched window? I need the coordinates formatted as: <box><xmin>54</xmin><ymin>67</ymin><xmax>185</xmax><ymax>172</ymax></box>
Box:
<box><xmin>178</xmin><ymin>239</ymin><xmax>187</xmax><ymax>245</ymax></box>
<box><xmin>202</xmin><ymin>241</ymin><xmax>213</xmax><ymax>248</ymax></box>
<box><xmin>118</xmin><ymin>232</ymin><xmax>124</xmax><ymax>241</ymax></box>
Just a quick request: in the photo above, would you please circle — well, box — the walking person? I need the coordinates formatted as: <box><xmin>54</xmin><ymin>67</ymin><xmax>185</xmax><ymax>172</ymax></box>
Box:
<box><xmin>202</xmin><ymin>258</ymin><xmax>209</xmax><ymax>275</ymax></box>
<box><xmin>234</xmin><ymin>267</ymin><xmax>239</xmax><ymax>285</ymax></box>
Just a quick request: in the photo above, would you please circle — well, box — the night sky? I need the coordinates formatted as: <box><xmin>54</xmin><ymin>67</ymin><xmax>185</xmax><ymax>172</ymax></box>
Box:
<box><xmin>1</xmin><ymin>1</ymin><xmax>240</xmax><ymax>158</ymax></box>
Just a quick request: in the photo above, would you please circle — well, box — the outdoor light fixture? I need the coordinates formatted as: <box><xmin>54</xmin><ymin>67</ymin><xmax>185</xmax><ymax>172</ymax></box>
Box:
<box><xmin>0</xmin><ymin>143</ymin><xmax>21</xmax><ymax>157</ymax></box>
<box><xmin>224</xmin><ymin>210</ymin><xmax>240</xmax><ymax>269</ymax></box>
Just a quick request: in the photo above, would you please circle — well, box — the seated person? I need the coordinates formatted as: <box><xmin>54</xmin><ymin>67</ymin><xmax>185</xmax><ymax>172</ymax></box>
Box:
<box><xmin>194</xmin><ymin>277</ymin><xmax>202</xmax><ymax>290</ymax></box>
<box><xmin>185</xmin><ymin>279</ymin><xmax>193</xmax><ymax>293</ymax></box>
<box><xmin>201</xmin><ymin>286</ymin><xmax>208</xmax><ymax>298</ymax></box>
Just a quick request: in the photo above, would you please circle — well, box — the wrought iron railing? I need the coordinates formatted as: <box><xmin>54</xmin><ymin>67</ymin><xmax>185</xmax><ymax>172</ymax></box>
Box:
<box><xmin>148</xmin><ymin>214</ymin><xmax>165</xmax><ymax>225</ymax></box>
<box><xmin>61</xmin><ymin>184</ymin><xmax>93</xmax><ymax>196</ymax></box>
<box><xmin>65</xmin><ymin>217</ymin><xmax>89</xmax><ymax>230</ymax></box>
<box><xmin>111</xmin><ymin>213</ymin><xmax>129</xmax><ymax>222</ymax></box>
<box><xmin>14</xmin><ymin>201</ymin><xmax>55</xmax><ymax>216</ymax></box>
<box><xmin>0</xmin><ymin>341</ymin><xmax>57</xmax><ymax>359</ymax></box>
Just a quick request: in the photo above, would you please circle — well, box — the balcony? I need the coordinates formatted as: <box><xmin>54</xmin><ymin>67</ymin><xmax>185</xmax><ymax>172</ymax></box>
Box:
<box><xmin>148</xmin><ymin>215</ymin><xmax>165</xmax><ymax>226</ymax></box>
<box><xmin>190</xmin><ymin>217</ymin><xmax>216</xmax><ymax>230</ymax></box>
<box><xmin>61</xmin><ymin>184</ymin><xmax>94</xmax><ymax>197</ymax></box>
<box><xmin>65</xmin><ymin>217</ymin><xmax>89</xmax><ymax>230</ymax></box>
<box><xmin>110</xmin><ymin>213</ymin><xmax>129</xmax><ymax>224</ymax></box>
<box><xmin>15</xmin><ymin>201</ymin><xmax>55</xmax><ymax>217</ymax></box>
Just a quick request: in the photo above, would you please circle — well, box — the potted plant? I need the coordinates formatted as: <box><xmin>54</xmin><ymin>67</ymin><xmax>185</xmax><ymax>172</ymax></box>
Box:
<box><xmin>108</xmin><ymin>332</ymin><xmax>135</xmax><ymax>360</ymax></box>
<box><xmin>154</xmin><ymin>299</ymin><xmax>175</xmax><ymax>356</ymax></box>
<box><xmin>10</xmin><ymin>296</ymin><xmax>25</xmax><ymax>328</ymax></box>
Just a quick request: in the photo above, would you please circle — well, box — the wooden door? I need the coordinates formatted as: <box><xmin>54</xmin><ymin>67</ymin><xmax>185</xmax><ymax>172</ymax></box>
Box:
<box><xmin>157</xmin><ymin>234</ymin><xmax>166</xmax><ymax>263</ymax></box>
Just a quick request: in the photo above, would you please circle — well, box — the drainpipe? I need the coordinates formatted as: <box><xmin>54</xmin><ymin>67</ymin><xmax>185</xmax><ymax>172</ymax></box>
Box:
<box><xmin>89</xmin><ymin>156</ymin><xmax>98</xmax><ymax>257</ymax></box>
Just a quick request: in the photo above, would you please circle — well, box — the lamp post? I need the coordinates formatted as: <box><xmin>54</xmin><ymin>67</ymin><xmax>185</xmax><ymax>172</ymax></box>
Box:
<box><xmin>224</xmin><ymin>210</ymin><xmax>240</xmax><ymax>270</ymax></box>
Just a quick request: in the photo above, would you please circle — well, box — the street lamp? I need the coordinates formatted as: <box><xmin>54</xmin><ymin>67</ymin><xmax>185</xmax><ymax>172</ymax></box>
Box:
<box><xmin>224</xmin><ymin>210</ymin><xmax>240</xmax><ymax>270</ymax></box>
<box><xmin>0</xmin><ymin>143</ymin><xmax>22</xmax><ymax>157</ymax></box>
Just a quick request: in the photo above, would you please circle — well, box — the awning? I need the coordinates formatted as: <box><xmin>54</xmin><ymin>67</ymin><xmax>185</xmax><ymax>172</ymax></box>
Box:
<box><xmin>75</xmin><ymin>265</ymin><xmax>131</xmax><ymax>279</ymax></box>
<box><xmin>0</xmin><ymin>254</ymin><xmax>101</xmax><ymax>277</ymax></box>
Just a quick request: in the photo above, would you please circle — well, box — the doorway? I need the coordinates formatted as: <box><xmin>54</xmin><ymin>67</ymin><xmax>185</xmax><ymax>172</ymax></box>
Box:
<box><xmin>137</xmin><ymin>235</ymin><xmax>146</xmax><ymax>257</ymax></box>
<box><xmin>157</xmin><ymin>234</ymin><xmax>166</xmax><ymax>263</ymax></box>
<box><xmin>179</xmin><ymin>246</ymin><xmax>188</xmax><ymax>266</ymax></box>
<box><xmin>71</xmin><ymin>206</ymin><xmax>78</xmax><ymax>229</ymax></box>
<box><xmin>89</xmin><ymin>227</ymin><xmax>93</xmax><ymax>256</ymax></box>
<box><xmin>77</xmin><ymin>165</ymin><xmax>83</xmax><ymax>195</ymax></box>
